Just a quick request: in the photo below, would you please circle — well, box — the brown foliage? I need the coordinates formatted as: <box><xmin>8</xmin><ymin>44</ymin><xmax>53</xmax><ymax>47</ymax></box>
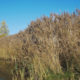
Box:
<box><xmin>0</xmin><ymin>9</ymin><xmax>80</xmax><ymax>80</ymax></box>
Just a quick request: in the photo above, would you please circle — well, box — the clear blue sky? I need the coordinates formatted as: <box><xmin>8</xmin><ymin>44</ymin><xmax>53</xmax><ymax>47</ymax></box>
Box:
<box><xmin>0</xmin><ymin>0</ymin><xmax>80</xmax><ymax>35</ymax></box>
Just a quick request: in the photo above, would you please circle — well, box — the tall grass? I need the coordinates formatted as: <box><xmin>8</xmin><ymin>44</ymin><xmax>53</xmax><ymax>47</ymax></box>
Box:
<box><xmin>0</xmin><ymin>9</ymin><xmax>80</xmax><ymax>80</ymax></box>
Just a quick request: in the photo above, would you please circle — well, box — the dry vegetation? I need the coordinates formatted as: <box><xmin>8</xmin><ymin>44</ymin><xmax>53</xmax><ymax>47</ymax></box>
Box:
<box><xmin>0</xmin><ymin>9</ymin><xmax>80</xmax><ymax>80</ymax></box>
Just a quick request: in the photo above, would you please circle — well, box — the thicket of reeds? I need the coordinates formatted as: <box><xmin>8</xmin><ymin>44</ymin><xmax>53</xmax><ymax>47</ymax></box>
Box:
<box><xmin>0</xmin><ymin>9</ymin><xmax>80</xmax><ymax>80</ymax></box>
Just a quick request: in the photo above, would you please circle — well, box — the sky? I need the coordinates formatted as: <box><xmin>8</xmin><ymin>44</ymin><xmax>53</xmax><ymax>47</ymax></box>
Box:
<box><xmin>0</xmin><ymin>0</ymin><xmax>80</xmax><ymax>35</ymax></box>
